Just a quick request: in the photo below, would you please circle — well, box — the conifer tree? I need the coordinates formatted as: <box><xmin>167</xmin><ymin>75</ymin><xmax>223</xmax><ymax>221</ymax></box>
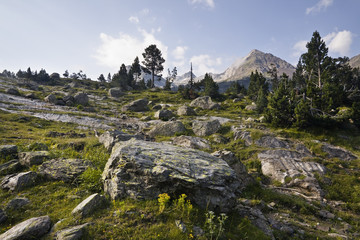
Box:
<box><xmin>142</xmin><ymin>44</ymin><xmax>165</xmax><ymax>88</ymax></box>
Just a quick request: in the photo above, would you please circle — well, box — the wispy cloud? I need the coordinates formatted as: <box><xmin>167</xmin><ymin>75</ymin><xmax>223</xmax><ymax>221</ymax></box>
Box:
<box><xmin>128</xmin><ymin>16</ymin><xmax>139</xmax><ymax>24</ymax></box>
<box><xmin>172</xmin><ymin>46</ymin><xmax>188</xmax><ymax>68</ymax></box>
<box><xmin>324</xmin><ymin>30</ymin><xmax>353</xmax><ymax>56</ymax></box>
<box><xmin>190</xmin><ymin>54</ymin><xmax>221</xmax><ymax>75</ymax></box>
<box><xmin>188</xmin><ymin>0</ymin><xmax>215</xmax><ymax>9</ymax></box>
<box><xmin>292</xmin><ymin>40</ymin><xmax>308</xmax><ymax>58</ymax></box>
<box><xmin>306</xmin><ymin>0</ymin><xmax>333</xmax><ymax>15</ymax></box>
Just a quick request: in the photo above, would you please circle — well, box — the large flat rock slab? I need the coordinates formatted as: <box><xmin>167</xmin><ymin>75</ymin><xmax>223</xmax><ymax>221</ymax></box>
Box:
<box><xmin>102</xmin><ymin>139</ymin><xmax>242</xmax><ymax>212</ymax></box>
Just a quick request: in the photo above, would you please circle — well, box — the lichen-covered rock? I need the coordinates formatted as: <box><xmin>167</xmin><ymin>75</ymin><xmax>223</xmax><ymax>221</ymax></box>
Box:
<box><xmin>45</xmin><ymin>94</ymin><xmax>57</xmax><ymax>104</ymax></box>
<box><xmin>321</xmin><ymin>143</ymin><xmax>357</xmax><ymax>161</ymax></box>
<box><xmin>177</xmin><ymin>105</ymin><xmax>196</xmax><ymax>116</ymax></box>
<box><xmin>1</xmin><ymin>171</ymin><xmax>38</xmax><ymax>191</ymax></box>
<box><xmin>255</xmin><ymin>136</ymin><xmax>291</xmax><ymax>149</ymax></box>
<box><xmin>0</xmin><ymin>160</ymin><xmax>21</xmax><ymax>176</ymax></box>
<box><xmin>55</xmin><ymin>223</ymin><xmax>91</xmax><ymax>240</ymax></box>
<box><xmin>154</xmin><ymin>109</ymin><xmax>174</xmax><ymax>121</ymax></box>
<box><xmin>190</xmin><ymin>96</ymin><xmax>220</xmax><ymax>110</ymax></box>
<box><xmin>148</xmin><ymin>121</ymin><xmax>186</xmax><ymax>137</ymax></box>
<box><xmin>5</xmin><ymin>197</ymin><xmax>30</xmax><ymax>211</ymax></box>
<box><xmin>102</xmin><ymin>139</ymin><xmax>242</xmax><ymax>212</ymax></box>
<box><xmin>233</xmin><ymin>130</ymin><xmax>252</xmax><ymax>146</ymax></box>
<box><xmin>74</xmin><ymin>92</ymin><xmax>89</xmax><ymax>106</ymax></box>
<box><xmin>18</xmin><ymin>151</ymin><xmax>50</xmax><ymax>167</ymax></box>
<box><xmin>6</xmin><ymin>88</ymin><xmax>20</xmax><ymax>96</ymax></box>
<box><xmin>98</xmin><ymin>130</ymin><xmax>145</xmax><ymax>151</ymax></box>
<box><xmin>72</xmin><ymin>193</ymin><xmax>106</xmax><ymax>218</ymax></box>
<box><xmin>172</xmin><ymin>135</ymin><xmax>211</xmax><ymax>150</ymax></box>
<box><xmin>38</xmin><ymin>158</ymin><xmax>92</xmax><ymax>183</ymax></box>
<box><xmin>0</xmin><ymin>215</ymin><xmax>51</xmax><ymax>240</ymax></box>
<box><xmin>192</xmin><ymin>120</ymin><xmax>221</xmax><ymax>136</ymax></box>
<box><xmin>108</xmin><ymin>88</ymin><xmax>124</xmax><ymax>98</ymax></box>
<box><xmin>121</xmin><ymin>98</ymin><xmax>149</xmax><ymax>112</ymax></box>
<box><xmin>0</xmin><ymin>145</ymin><xmax>18</xmax><ymax>160</ymax></box>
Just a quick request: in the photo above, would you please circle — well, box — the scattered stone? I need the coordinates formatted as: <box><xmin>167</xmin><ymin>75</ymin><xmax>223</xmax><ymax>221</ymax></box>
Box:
<box><xmin>108</xmin><ymin>88</ymin><xmax>124</xmax><ymax>98</ymax></box>
<box><xmin>5</xmin><ymin>197</ymin><xmax>30</xmax><ymax>211</ymax></box>
<box><xmin>6</xmin><ymin>88</ymin><xmax>20</xmax><ymax>96</ymax></box>
<box><xmin>0</xmin><ymin>215</ymin><xmax>51</xmax><ymax>240</ymax></box>
<box><xmin>245</xmin><ymin>103</ymin><xmax>257</xmax><ymax>111</ymax></box>
<box><xmin>152</xmin><ymin>104</ymin><xmax>162</xmax><ymax>110</ymax></box>
<box><xmin>1</xmin><ymin>171</ymin><xmax>38</xmax><ymax>191</ymax></box>
<box><xmin>154</xmin><ymin>109</ymin><xmax>174</xmax><ymax>121</ymax></box>
<box><xmin>318</xmin><ymin>210</ymin><xmax>335</xmax><ymax>220</ymax></box>
<box><xmin>25</xmin><ymin>92</ymin><xmax>36</xmax><ymax>99</ymax></box>
<box><xmin>72</xmin><ymin>193</ymin><xmax>106</xmax><ymax>218</ymax></box>
<box><xmin>121</xmin><ymin>98</ymin><xmax>149</xmax><ymax>112</ymax></box>
<box><xmin>0</xmin><ymin>145</ymin><xmax>18</xmax><ymax>160</ymax></box>
<box><xmin>316</xmin><ymin>223</ymin><xmax>331</xmax><ymax>232</ymax></box>
<box><xmin>102</xmin><ymin>139</ymin><xmax>241</xmax><ymax>212</ymax></box>
<box><xmin>177</xmin><ymin>105</ymin><xmax>197</xmax><ymax>116</ymax></box>
<box><xmin>55</xmin><ymin>223</ymin><xmax>91</xmax><ymax>240</ymax></box>
<box><xmin>148</xmin><ymin>121</ymin><xmax>186</xmax><ymax>137</ymax></box>
<box><xmin>255</xmin><ymin>136</ymin><xmax>291</xmax><ymax>149</ymax></box>
<box><xmin>175</xmin><ymin>220</ymin><xmax>187</xmax><ymax>233</ymax></box>
<box><xmin>172</xmin><ymin>135</ymin><xmax>211</xmax><ymax>150</ymax></box>
<box><xmin>98</xmin><ymin>130</ymin><xmax>145</xmax><ymax>151</ymax></box>
<box><xmin>190</xmin><ymin>96</ymin><xmax>221</xmax><ymax>110</ymax></box>
<box><xmin>321</xmin><ymin>143</ymin><xmax>357</xmax><ymax>161</ymax></box>
<box><xmin>74</xmin><ymin>92</ymin><xmax>89</xmax><ymax>106</ymax></box>
<box><xmin>192</xmin><ymin>119</ymin><xmax>221</xmax><ymax>136</ymax></box>
<box><xmin>38</xmin><ymin>158</ymin><xmax>92</xmax><ymax>183</ymax></box>
<box><xmin>0</xmin><ymin>160</ymin><xmax>22</xmax><ymax>176</ymax></box>
<box><xmin>18</xmin><ymin>151</ymin><xmax>50</xmax><ymax>167</ymax></box>
<box><xmin>45</xmin><ymin>94</ymin><xmax>58</xmax><ymax>104</ymax></box>
<box><xmin>0</xmin><ymin>209</ymin><xmax>7</xmax><ymax>224</ymax></box>
<box><xmin>233</xmin><ymin>130</ymin><xmax>252</xmax><ymax>146</ymax></box>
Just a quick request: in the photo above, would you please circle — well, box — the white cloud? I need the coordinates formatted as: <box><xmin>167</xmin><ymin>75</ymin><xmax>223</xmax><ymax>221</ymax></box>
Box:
<box><xmin>172</xmin><ymin>46</ymin><xmax>188</xmax><ymax>67</ymax></box>
<box><xmin>324</xmin><ymin>30</ymin><xmax>353</xmax><ymax>56</ymax></box>
<box><xmin>190</xmin><ymin>54</ymin><xmax>222</xmax><ymax>75</ymax></box>
<box><xmin>306</xmin><ymin>0</ymin><xmax>333</xmax><ymax>15</ymax></box>
<box><xmin>94</xmin><ymin>29</ymin><xmax>168</xmax><ymax>71</ymax></box>
<box><xmin>292</xmin><ymin>40</ymin><xmax>308</xmax><ymax>57</ymax></box>
<box><xmin>189</xmin><ymin>0</ymin><xmax>215</xmax><ymax>9</ymax></box>
<box><xmin>128</xmin><ymin>16</ymin><xmax>139</xmax><ymax>24</ymax></box>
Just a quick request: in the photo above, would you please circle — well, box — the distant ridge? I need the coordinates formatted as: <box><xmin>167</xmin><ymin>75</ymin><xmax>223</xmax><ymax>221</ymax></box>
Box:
<box><xmin>350</xmin><ymin>54</ymin><xmax>360</xmax><ymax>69</ymax></box>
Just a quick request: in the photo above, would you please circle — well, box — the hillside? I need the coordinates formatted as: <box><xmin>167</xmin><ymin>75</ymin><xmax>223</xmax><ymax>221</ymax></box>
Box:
<box><xmin>0</xmin><ymin>76</ymin><xmax>360</xmax><ymax>239</ymax></box>
<box><xmin>350</xmin><ymin>53</ymin><xmax>360</xmax><ymax>69</ymax></box>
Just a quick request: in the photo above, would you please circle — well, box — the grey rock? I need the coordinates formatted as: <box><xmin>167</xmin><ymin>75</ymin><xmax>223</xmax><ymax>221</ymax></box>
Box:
<box><xmin>45</xmin><ymin>94</ymin><xmax>57</xmax><ymax>104</ymax></box>
<box><xmin>72</xmin><ymin>193</ymin><xmax>106</xmax><ymax>218</ymax></box>
<box><xmin>6</xmin><ymin>88</ymin><xmax>21</xmax><ymax>96</ymax></box>
<box><xmin>212</xmin><ymin>134</ymin><xmax>229</xmax><ymax>144</ymax></box>
<box><xmin>25</xmin><ymin>93</ymin><xmax>36</xmax><ymax>99</ymax></box>
<box><xmin>148</xmin><ymin>121</ymin><xmax>186</xmax><ymax>137</ymax></box>
<box><xmin>55</xmin><ymin>223</ymin><xmax>91</xmax><ymax>240</ymax></box>
<box><xmin>154</xmin><ymin>109</ymin><xmax>174</xmax><ymax>121</ymax></box>
<box><xmin>152</xmin><ymin>104</ymin><xmax>162</xmax><ymax>110</ymax></box>
<box><xmin>38</xmin><ymin>158</ymin><xmax>92</xmax><ymax>183</ymax></box>
<box><xmin>192</xmin><ymin>120</ymin><xmax>221</xmax><ymax>136</ymax></box>
<box><xmin>255</xmin><ymin>136</ymin><xmax>291</xmax><ymax>149</ymax></box>
<box><xmin>172</xmin><ymin>135</ymin><xmax>211</xmax><ymax>150</ymax></box>
<box><xmin>102</xmin><ymin>139</ymin><xmax>241</xmax><ymax>212</ymax></box>
<box><xmin>0</xmin><ymin>160</ymin><xmax>21</xmax><ymax>176</ymax></box>
<box><xmin>1</xmin><ymin>171</ymin><xmax>38</xmax><ymax>191</ymax></box>
<box><xmin>190</xmin><ymin>96</ymin><xmax>220</xmax><ymax>110</ymax></box>
<box><xmin>18</xmin><ymin>151</ymin><xmax>50</xmax><ymax>167</ymax></box>
<box><xmin>233</xmin><ymin>98</ymin><xmax>242</xmax><ymax>103</ymax></box>
<box><xmin>316</xmin><ymin>224</ymin><xmax>331</xmax><ymax>232</ymax></box>
<box><xmin>0</xmin><ymin>208</ymin><xmax>7</xmax><ymax>224</ymax></box>
<box><xmin>74</xmin><ymin>92</ymin><xmax>89</xmax><ymax>106</ymax></box>
<box><xmin>98</xmin><ymin>130</ymin><xmax>145</xmax><ymax>151</ymax></box>
<box><xmin>108</xmin><ymin>88</ymin><xmax>124</xmax><ymax>98</ymax></box>
<box><xmin>175</xmin><ymin>220</ymin><xmax>187</xmax><ymax>233</ymax></box>
<box><xmin>321</xmin><ymin>143</ymin><xmax>357</xmax><ymax>161</ymax></box>
<box><xmin>0</xmin><ymin>145</ymin><xmax>18</xmax><ymax>160</ymax></box>
<box><xmin>121</xmin><ymin>98</ymin><xmax>149</xmax><ymax>112</ymax></box>
<box><xmin>245</xmin><ymin>103</ymin><xmax>257</xmax><ymax>111</ymax></box>
<box><xmin>327</xmin><ymin>233</ymin><xmax>348</xmax><ymax>239</ymax></box>
<box><xmin>177</xmin><ymin>105</ymin><xmax>196</xmax><ymax>116</ymax></box>
<box><xmin>233</xmin><ymin>130</ymin><xmax>252</xmax><ymax>146</ymax></box>
<box><xmin>318</xmin><ymin>210</ymin><xmax>335</xmax><ymax>220</ymax></box>
<box><xmin>5</xmin><ymin>197</ymin><xmax>30</xmax><ymax>211</ymax></box>
<box><xmin>0</xmin><ymin>215</ymin><xmax>51</xmax><ymax>240</ymax></box>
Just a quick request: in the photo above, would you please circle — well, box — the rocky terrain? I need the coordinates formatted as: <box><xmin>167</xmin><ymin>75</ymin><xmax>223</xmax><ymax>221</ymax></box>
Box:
<box><xmin>0</xmin><ymin>76</ymin><xmax>360</xmax><ymax>239</ymax></box>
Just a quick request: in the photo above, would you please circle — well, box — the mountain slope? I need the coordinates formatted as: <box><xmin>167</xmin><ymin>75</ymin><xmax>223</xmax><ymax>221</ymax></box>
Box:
<box><xmin>350</xmin><ymin>53</ymin><xmax>360</xmax><ymax>69</ymax></box>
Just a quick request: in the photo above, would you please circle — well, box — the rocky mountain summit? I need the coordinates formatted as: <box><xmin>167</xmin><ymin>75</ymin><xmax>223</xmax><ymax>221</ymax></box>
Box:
<box><xmin>0</xmin><ymin>76</ymin><xmax>359</xmax><ymax>239</ymax></box>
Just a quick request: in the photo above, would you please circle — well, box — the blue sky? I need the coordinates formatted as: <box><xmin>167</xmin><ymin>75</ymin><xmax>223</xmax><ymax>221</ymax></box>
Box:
<box><xmin>0</xmin><ymin>0</ymin><xmax>359</xmax><ymax>79</ymax></box>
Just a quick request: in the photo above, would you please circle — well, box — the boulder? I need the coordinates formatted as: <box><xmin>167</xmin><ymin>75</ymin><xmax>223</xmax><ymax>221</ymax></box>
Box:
<box><xmin>255</xmin><ymin>136</ymin><xmax>291</xmax><ymax>149</ymax></box>
<box><xmin>72</xmin><ymin>193</ymin><xmax>106</xmax><ymax>218</ymax></box>
<box><xmin>5</xmin><ymin>197</ymin><xmax>30</xmax><ymax>211</ymax></box>
<box><xmin>55</xmin><ymin>223</ymin><xmax>91</xmax><ymax>240</ymax></box>
<box><xmin>245</xmin><ymin>103</ymin><xmax>257</xmax><ymax>111</ymax></box>
<box><xmin>25</xmin><ymin>92</ymin><xmax>36</xmax><ymax>99</ymax></box>
<box><xmin>321</xmin><ymin>143</ymin><xmax>357</xmax><ymax>161</ymax></box>
<box><xmin>0</xmin><ymin>145</ymin><xmax>18</xmax><ymax>160</ymax></box>
<box><xmin>177</xmin><ymin>105</ymin><xmax>197</xmax><ymax>116</ymax></box>
<box><xmin>152</xmin><ymin>104</ymin><xmax>162</xmax><ymax>110</ymax></box>
<box><xmin>154</xmin><ymin>109</ymin><xmax>174</xmax><ymax>121</ymax></box>
<box><xmin>233</xmin><ymin>130</ymin><xmax>252</xmax><ymax>146</ymax></box>
<box><xmin>98</xmin><ymin>130</ymin><xmax>145</xmax><ymax>151</ymax></box>
<box><xmin>38</xmin><ymin>158</ymin><xmax>92</xmax><ymax>183</ymax></box>
<box><xmin>63</xmin><ymin>95</ymin><xmax>75</xmax><ymax>104</ymax></box>
<box><xmin>0</xmin><ymin>209</ymin><xmax>7</xmax><ymax>224</ymax></box>
<box><xmin>0</xmin><ymin>215</ymin><xmax>51</xmax><ymax>240</ymax></box>
<box><xmin>108</xmin><ymin>87</ymin><xmax>124</xmax><ymax>98</ymax></box>
<box><xmin>148</xmin><ymin>121</ymin><xmax>186</xmax><ymax>137</ymax></box>
<box><xmin>45</xmin><ymin>94</ymin><xmax>57</xmax><ymax>104</ymax></box>
<box><xmin>190</xmin><ymin>96</ymin><xmax>220</xmax><ymax>110</ymax></box>
<box><xmin>192</xmin><ymin>120</ymin><xmax>221</xmax><ymax>136</ymax></box>
<box><xmin>172</xmin><ymin>135</ymin><xmax>211</xmax><ymax>150</ymax></box>
<box><xmin>18</xmin><ymin>151</ymin><xmax>50</xmax><ymax>167</ymax></box>
<box><xmin>6</xmin><ymin>88</ymin><xmax>20</xmax><ymax>96</ymax></box>
<box><xmin>102</xmin><ymin>139</ymin><xmax>242</xmax><ymax>212</ymax></box>
<box><xmin>0</xmin><ymin>160</ymin><xmax>21</xmax><ymax>176</ymax></box>
<box><xmin>74</xmin><ymin>92</ymin><xmax>89</xmax><ymax>106</ymax></box>
<box><xmin>121</xmin><ymin>98</ymin><xmax>149</xmax><ymax>112</ymax></box>
<box><xmin>1</xmin><ymin>171</ymin><xmax>38</xmax><ymax>191</ymax></box>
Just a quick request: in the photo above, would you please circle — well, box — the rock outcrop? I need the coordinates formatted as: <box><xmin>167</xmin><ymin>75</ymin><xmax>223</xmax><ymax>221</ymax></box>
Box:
<box><xmin>121</xmin><ymin>98</ymin><xmax>149</xmax><ymax>112</ymax></box>
<box><xmin>192</xmin><ymin>119</ymin><xmax>221</xmax><ymax>136</ymax></box>
<box><xmin>177</xmin><ymin>105</ymin><xmax>196</xmax><ymax>116</ymax></box>
<box><xmin>18</xmin><ymin>151</ymin><xmax>50</xmax><ymax>167</ymax></box>
<box><xmin>1</xmin><ymin>171</ymin><xmax>38</xmax><ymax>191</ymax></box>
<box><xmin>321</xmin><ymin>143</ymin><xmax>357</xmax><ymax>161</ymax></box>
<box><xmin>55</xmin><ymin>223</ymin><xmax>91</xmax><ymax>240</ymax></box>
<box><xmin>108</xmin><ymin>88</ymin><xmax>124</xmax><ymax>98</ymax></box>
<box><xmin>0</xmin><ymin>145</ymin><xmax>18</xmax><ymax>160</ymax></box>
<box><xmin>190</xmin><ymin>96</ymin><xmax>220</xmax><ymax>110</ymax></box>
<box><xmin>102</xmin><ymin>139</ymin><xmax>242</xmax><ymax>212</ymax></box>
<box><xmin>147</xmin><ymin>121</ymin><xmax>186</xmax><ymax>137</ymax></box>
<box><xmin>72</xmin><ymin>193</ymin><xmax>106</xmax><ymax>218</ymax></box>
<box><xmin>98</xmin><ymin>130</ymin><xmax>146</xmax><ymax>151</ymax></box>
<box><xmin>0</xmin><ymin>160</ymin><xmax>21</xmax><ymax>176</ymax></box>
<box><xmin>0</xmin><ymin>215</ymin><xmax>51</xmax><ymax>240</ymax></box>
<box><xmin>172</xmin><ymin>135</ymin><xmax>211</xmax><ymax>150</ymax></box>
<box><xmin>154</xmin><ymin>109</ymin><xmax>174</xmax><ymax>121</ymax></box>
<box><xmin>74</xmin><ymin>92</ymin><xmax>89</xmax><ymax>106</ymax></box>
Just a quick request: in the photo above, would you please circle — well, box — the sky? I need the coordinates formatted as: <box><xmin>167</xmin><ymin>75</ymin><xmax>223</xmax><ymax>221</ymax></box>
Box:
<box><xmin>0</xmin><ymin>0</ymin><xmax>359</xmax><ymax>79</ymax></box>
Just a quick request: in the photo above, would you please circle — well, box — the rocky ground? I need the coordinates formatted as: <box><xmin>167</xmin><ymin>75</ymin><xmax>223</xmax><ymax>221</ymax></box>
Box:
<box><xmin>0</xmin><ymin>76</ymin><xmax>359</xmax><ymax>239</ymax></box>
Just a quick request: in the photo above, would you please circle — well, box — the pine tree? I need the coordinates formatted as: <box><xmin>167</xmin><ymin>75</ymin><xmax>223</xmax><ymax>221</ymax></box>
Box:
<box><xmin>129</xmin><ymin>56</ymin><xmax>142</xmax><ymax>88</ymax></box>
<box><xmin>294</xmin><ymin>98</ymin><xmax>312</xmax><ymax>128</ymax></box>
<box><xmin>256</xmin><ymin>87</ymin><xmax>268</xmax><ymax>113</ymax></box>
<box><xmin>203</xmin><ymin>73</ymin><xmax>219</xmax><ymax>98</ymax></box>
<box><xmin>98</xmin><ymin>74</ymin><xmax>106</xmax><ymax>83</ymax></box>
<box><xmin>142</xmin><ymin>44</ymin><xmax>165</xmax><ymax>88</ymax></box>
